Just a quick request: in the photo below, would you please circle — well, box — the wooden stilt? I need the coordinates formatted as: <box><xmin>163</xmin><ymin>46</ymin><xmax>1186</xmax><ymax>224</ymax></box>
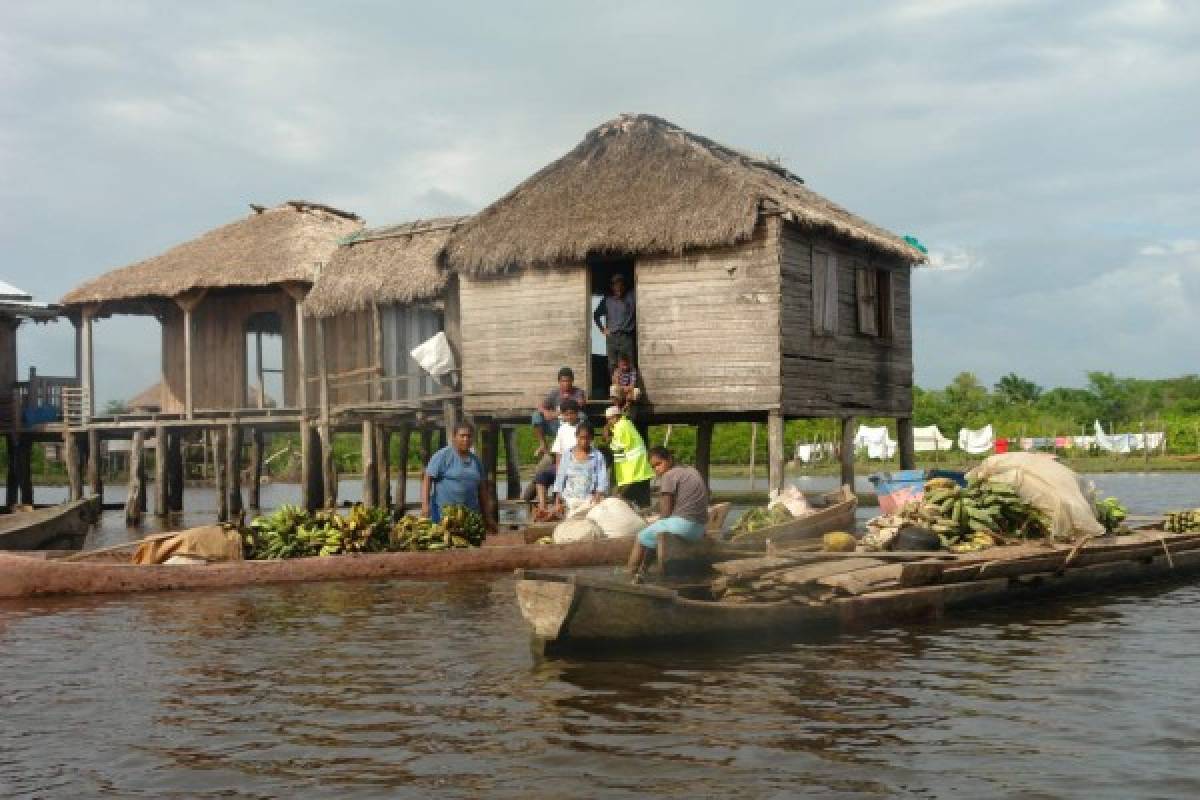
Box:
<box><xmin>248</xmin><ymin>428</ymin><xmax>263</xmax><ymax>510</ymax></box>
<box><xmin>64</xmin><ymin>431</ymin><xmax>83</xmax><ymax>502</ymax></box>
<box><xmin>154</xmin><ymin>425</ymin><xmax>168</xmax><ymax>516</ymax></box>
<box><xmin>394</xmin><ymin>422</ymin><xmax>411</xmax><ymax>511</ymax></box>
<box><xmin>442</xmin><ymin>400</ymin><xmax>459</xmax><ymax>447</ymax></box>
<box><xmin>214</xmin><ymin>429</ymin><xmax>228</xmax><ymax>523</ymax></box>
<box><xmin>225</xmin><ymin>423</ymin><xmax>243</xmax><ymax>520</ymax></box>
<box><xmin>420</xmin><ymin>428</ymin><xmax>433</xmax><ymax>465</ymax></box>
<box><xmin>18</xmin><ymin>436</ymin><xmax>33</xmax><ymax>506</ymax></box>
<box><xmin>481</xmin><ymin>421</ymin><xmax>500</xmax><ymax>528</ymax></box>
<box><xmin>87</xmin><ymin>427</ymin><xmax>103</xmax><ymax>498</ymax></box>
<box><xmin>167</xmin><ymin>430</ymin><xmax>183</xmax><ymax>512</ymax></box>
<box><xmin>125</xmin><ymin>430</ymin><xmax>145</xmax><ymax>526</ymax></box>
<box><xmin>840</xmin><ymin>416</ymin><xmax>857</xmax><ymax>489</ymax></box>
<box><xmin>5</xmin><ymin>434</ymin><xmax>17</xmax><ymax>508</ymax></box>
<box><xmin>320</xmin><ymin>423</ymin><xmax>337</xmax><ymax>510</ymax></box>
<box><xmin>376</xmin><ymin>425</ymin><xmax>392</xmax><ymax>508</ymax></box>
<box><xmin>695</xmin><ymin>421</ymin><xmax>714</xmax><ymax>488</ymax></box>
<box><xmin>897</xmin><ymin>417</ymin><xmax>915</xmax><ymax>470</ymax></box>
<box><xmin>748</xmin><ymin>422</ymin><xmax>758</xmax><ymax>491</ymax></box>
<box><xmin>361</xmin><ymin>419</ymin><xmax>378</xmax><ymax>508</ymax></box>
<box><xmin>301</xmin><ymin>420</ymin><xmax>323</xmax><ymax>512</ymax></box>
<box><xmin>767</xmin><ymin>412</ymin><xmax>785</xmax><ymax>496</ymax></box>
<box><xmin>503</xmin><ymin>426</ymin><xmax>521</xmax><ymax>500</ymax></box>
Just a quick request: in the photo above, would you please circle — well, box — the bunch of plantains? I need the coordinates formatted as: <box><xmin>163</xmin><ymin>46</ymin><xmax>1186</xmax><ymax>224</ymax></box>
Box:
<box><xmin>246</xmin><ymin>504</ymin><xmax>396</xmax><ymax>559</ymax></box>
<box><xmin>391</xmin><ymin>505</ymin><xmax>486</xmax><ymax>551</ymax></box>
<box><xmin>905</xmin><ymin>476</ymin><xmax>1050</xmax><ymax>552</ymax></box>
<box><xmin>731</xmin><ymin>505</ymin><xmax>794</xmax><ymax>538</ymax></box>
<box><xmin>1163</xmin><ymin>509</ymin><xmax>1200</xmax><ymax>533</ymax></box>
<box><xmin>1095</xmin><ymin>497</ymin><xmax>1128</xmax><ymax>534</ymax></box>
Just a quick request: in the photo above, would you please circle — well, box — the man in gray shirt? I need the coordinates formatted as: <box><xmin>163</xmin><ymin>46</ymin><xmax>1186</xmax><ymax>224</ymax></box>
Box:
<box><xmin>593</xmin><ymin>273</ymin><xmax>636</xmax><ymax>376</ymax></box>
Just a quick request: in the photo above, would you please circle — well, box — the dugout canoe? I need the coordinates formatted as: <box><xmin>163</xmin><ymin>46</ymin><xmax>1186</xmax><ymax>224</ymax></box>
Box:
<box><xmin>0</xmin><ymin>496</ymin><xmax>101</xmax><ymax>552</ymax></box>
<box><xmin>515</xmin><ymin>528</ymin><xmax>1200</xmax><ymax>653</ymax></box>
<box><xmin>726</xmin><ymin>485</ymin><xmax>857</xmax><ymax>547</ymax></box>
<box><xmin>0</xmin><ymin>534</ymin><xmax>635</xmax><ymax>600</ymax></box>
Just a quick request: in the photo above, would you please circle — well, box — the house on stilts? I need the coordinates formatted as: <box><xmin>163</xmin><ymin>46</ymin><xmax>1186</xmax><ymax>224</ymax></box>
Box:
<box><xmin>441</xmin><ymin>113</ymin><xmax>926</xmax><ymax>492</ymax></box>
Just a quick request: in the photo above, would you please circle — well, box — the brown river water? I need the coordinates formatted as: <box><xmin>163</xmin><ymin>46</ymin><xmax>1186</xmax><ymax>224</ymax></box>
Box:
<box><xmin>2</xmin><ymin>473</ymin><xmax>1199</xmax><ymax>798</ymax></box>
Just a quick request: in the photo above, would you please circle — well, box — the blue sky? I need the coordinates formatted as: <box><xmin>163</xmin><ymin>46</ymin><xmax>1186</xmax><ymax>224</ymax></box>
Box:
<box><xmin>2</xmin><ymin>0</ymin><xmax>1197</xmax><ymax>406</ymax></box>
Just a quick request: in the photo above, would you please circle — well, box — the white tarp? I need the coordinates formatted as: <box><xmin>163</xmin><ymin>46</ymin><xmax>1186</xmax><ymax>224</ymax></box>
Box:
<box><xmin>957</xmin><ymin>424</ymin><xmax>994</xmax><ymax>455</ymax></box>
<box><xmin>410</xmin><ymin>332</ymin><xmax>457</xmax><ymax>378</ymax></box>
<box><xmin>913</xmin><ymin>425</ymin><xmax>953</xmax><ymax>452</ymax></box>
<box><xmin>969</xmin><ymin>453</ymin><xmax>1104</xmax><ymax>541</ymax></box>
<box><xmin>854</xmin><ymin>425</ymin><xmax>897</xmax><ymax>460</ymax></box>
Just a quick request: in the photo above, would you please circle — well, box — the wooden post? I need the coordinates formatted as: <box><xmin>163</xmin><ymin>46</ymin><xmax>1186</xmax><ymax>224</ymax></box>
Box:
<box><xmin>767</xmin><ymin>412</ymin><xmax>785</xmax><ymax>497</ymax></box>
<box><xmin>125</xmin><ymin>430</ymin><xmax>145</xmax><ymax>526</ymax></box>
<box><xmin>394</xmin><ymin>421</ymin><xmax>411</xmax><ymax>511</ymax></box>
<box><xmin>361</xmin><ymin>419</ymin><xmax>378</xmax><ymax>508</ymax></box>
<box><xmin>377</xmin><ymin>425</ymin><xmax>392</xmax><ymax>508</ymax></box>
<box><xmin>81</xmin><ymin>306</ymin><xmax>95</xmax><ymax>420</ymax></box>
<box><xmin>213</xmin><ymin>429</ymin><xmax>228</xmax><ymax>522</ymax></box>
<box><xmin>5</xmin><ymin>434</ymin><xmax>17</xmax><ymax>508</ymax></box>
<box><xmin>249</xmin><ymin>428</ymin><xmax>263</xmax><ymax>510</ymax></box>
<box><xmin>255</xmin><ymin>332</ymin><xmax>265</xmax><ymax>409</ymax></box>
<box><xmin>175</xmin><ymin>290</ymin><xmax>206</xmax><ymax>420</ymax></box>
<box><xmin>840</xmin><ymin>416</ymin><xmax>856</xmax><ymax>490</ymax></box>
<box><xmin>87</xmin><ymin>427</ymin><xmax>103</xmax><ymax>498</ymax></box>
<box><xmin>695</xmin><ymin>421</ymin><xmax>714</xmax><ymax>489</ymax></box>
<box><xmin>481</xmin><ymin>421</ymin><xmax>500</xmax><ymax>528</ymax></box>
<box><xmin>1142</xmin><ymin>419</ymin><xmax>1150</xmax><ymax>470</ymax></box>
<box><xmin>17</xmin><ymin>436</ymin><xmax>33</xmax><ymax>506</ymax></box>
<box><xmin>371</xmin><ymin>302</ymin><xmax>384</xmax><ymax>403</ymax></box>
<box><xmin>300</xmin><ymin>420</ymin><xmax>323</xmax><ymax>512</ymax></box>
<box><xmin>748</xmin><ymin>422</ymin><xmax>758</xmax><ymax>491</ymax></box>
<box><xmin>897</xmin><ymin>417</ymin><xmax>915</xmax><ymax>470</ymax></box>
<box><xmin>420</xmin><ymin>427</ymin><xmax>433</xmax><ymax>466</ymax></box>
<box><xmin>225</xmin><ymin>423</ymin><xmax>242</xmax><ymax>519</ymax></box>
<box><xmin>154</xmin><ymin>425</ymin><xmax>168</xmax><ymax>516</ymax></box>
<box><xmin>64</xmin><ymin>431</ymin><xmax>83</xmax><ymax>502</ymax></box>
<box><xmin>503</xmin><ymin>426</ymin><xmax>521</xmax><ymax>500</ymax></box>
<box><xmin>287</xmin><ymin>286</ymin><xmax>309</xmax><ymax>412</ymax></box>
<box><xmin>442</xmin><ymin>400</ymin><xmax>459</xmax><ymax>448</ymax></box>
<box><xmin>320</xmin><ymin>424</ymin><xmax>337</xmax><ymax>510</ymax></box>
<box><xmin>167</xmin><ymin>430</ymin><xmax>183</xmax><ymax>512</ymax></box>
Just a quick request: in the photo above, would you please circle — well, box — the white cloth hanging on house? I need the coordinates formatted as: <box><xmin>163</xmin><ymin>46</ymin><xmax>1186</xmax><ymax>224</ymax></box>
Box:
<box><xmin>410</xmin><ymin>332</ymin><xmax>457</xmax><ymax>378</ymax></box>
<box><xmin>957</xmin><ymin>424</ymin><xmax>994</xmax><ymax>455</ymax></box>
<box><xmin>913</xmin><ymin>425</ymin><xmax>953</xmax><ymax>452</ymax></box>
<box><xmin>854</xmin><ymin>425</ymin><xmax>897</xmax><ymax>460</ymax></box>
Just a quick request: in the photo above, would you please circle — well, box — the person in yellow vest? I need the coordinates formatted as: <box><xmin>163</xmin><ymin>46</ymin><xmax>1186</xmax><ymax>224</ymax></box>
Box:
<box><xmin>603</xmin><ymin>404</ymin><xmax>653</xmax><ymax>508</ymax></box>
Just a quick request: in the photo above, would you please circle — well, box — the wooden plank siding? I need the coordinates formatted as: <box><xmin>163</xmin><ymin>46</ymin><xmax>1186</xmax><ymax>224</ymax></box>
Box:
<box><xmin>460</xmin><ymin>266</ymin><xmax>588</xmax><ymax>418</ymax></box>
<box><xmin>636</xmin><ymin>219</ymin><xmax>782</xmax><ymax>413</ymax></box>
<box><xmin>778</xmin><ymin>221</ymin><xmax>913</xmax><ymax>417</ymax></box>
<box><xmin>304</xmin><ymin>308</ymin><xmax>375</xmax><ymax>408</ymax></box>
<box><xmin>161</xmin><ymin>289</ymin><xmax>300</xmax><ymax>414</ymax></box>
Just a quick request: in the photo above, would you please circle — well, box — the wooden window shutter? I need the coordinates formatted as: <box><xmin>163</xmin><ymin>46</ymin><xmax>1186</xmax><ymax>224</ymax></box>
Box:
<box><xmin>856</xmin><ymin>265</ymin><xmax>878</xmax><ymax>336</ymax></box>
<box><xmin>812</xmin><ymin>248</ymin><xmax>838</xmax><ymax>335</ymax></box>
<box><xmin>877</xmin><ymin>269</ymin><xmax>895</xmax><ymax>339</ymax></box>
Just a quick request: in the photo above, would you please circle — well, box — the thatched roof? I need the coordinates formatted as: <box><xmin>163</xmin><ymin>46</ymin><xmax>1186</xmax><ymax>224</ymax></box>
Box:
<box><xmin>304</xmin><ymin>217</ymin><xmax>465</xmax><ymax>318</ymax></box>
<box><xmin>62</xmin><ymin>201</ymin><xmax>363</xmax><ymax>307</ymax></box>
<box><xmin>444</xmin><ymin>113</ymin><xmax>925</xmax><ymax>274</ymax></box>
<box><xmin>127</xmin><ymin>382</ymin><xmax>162</xmax><ymax>411</ymax></box>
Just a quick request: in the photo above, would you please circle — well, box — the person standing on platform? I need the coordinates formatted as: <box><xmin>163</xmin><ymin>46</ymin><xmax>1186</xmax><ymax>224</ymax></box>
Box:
<box><xmin>603</xmin><ymin>404</ymin><xmax>653</xmax><ymax>508</ymax></box>
<box><xmin>593</xmin><ymin>273</ymin><xmax>637</xmax><ymax>376</ymax></box>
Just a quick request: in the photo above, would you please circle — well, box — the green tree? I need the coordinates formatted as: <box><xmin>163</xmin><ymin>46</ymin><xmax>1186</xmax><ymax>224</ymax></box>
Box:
<box><xmin>104</xmin><ymin>399</ymin><xmax>130</xmax><ymax>415</ymax></box>
<box><xmin>994</xmin><ymin>372</ymin><xmax>1042</xmax><ymax>406</ymax></box>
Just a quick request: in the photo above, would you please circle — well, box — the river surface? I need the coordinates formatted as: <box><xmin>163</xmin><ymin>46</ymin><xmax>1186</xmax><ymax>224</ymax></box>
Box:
<box><xmin>2</xmin><ymin>473</ymin><xmax>1199</xmax><ymax>798</ymax></box>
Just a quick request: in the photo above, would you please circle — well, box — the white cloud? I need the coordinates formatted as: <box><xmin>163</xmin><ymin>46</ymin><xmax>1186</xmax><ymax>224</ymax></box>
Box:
<box><xmin>1139</xmin><ymin>239</ymin><xmax>1200</xmax><ymax>257</ymax></box>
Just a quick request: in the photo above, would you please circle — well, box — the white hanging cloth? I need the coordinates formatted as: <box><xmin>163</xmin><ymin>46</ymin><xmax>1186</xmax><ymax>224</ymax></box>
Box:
<box><xmin>956</xmin><ymin>424</ymin><xmax>994</xmax><ymax>455</ymax></box>
<box><xmin>854</xmin><ymin>425</ymin><xmax>897</xmax><ymax>460</ymax></box>
<box><xmin>913</xmin><ymin>425</ymin><xmax>953</xmax><ymax>452</ymax></box>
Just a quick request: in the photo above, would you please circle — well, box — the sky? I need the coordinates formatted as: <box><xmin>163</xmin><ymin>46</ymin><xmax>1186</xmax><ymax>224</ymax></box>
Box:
<box><xmin>2</xmin><ymin>0</ymin><xmax>1198</xmax><ymax>407</ymax></box>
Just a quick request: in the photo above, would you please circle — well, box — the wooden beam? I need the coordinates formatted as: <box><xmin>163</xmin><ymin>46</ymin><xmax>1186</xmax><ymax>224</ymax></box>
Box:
<box><xmin>255</xmin><ymin>331</ymin><xmax>265</xmax><ymax>409</ymax></box>
<box><xmin>840</xmin><ymin>416</ymin><xmax>857</xmax><ymax>489</ymax></box>
<box><xmin>695</xmin><ymin>421</ymin><xmax>714</xmax><ymax>489</ymax></box>
<box><xmin>154</xmin><ymin>425</ymin><xmax>167</xmax><ymax>517</ymax></box>
<box><xmin>214</xmin><ymin>428</ymin><xmax>228</xmax><ymax>523</ymax></box>
<box><xmin>87</xmin><ymin>427</ymin><xmax>103</xmax><ymax>498</ymax></box>
<box><xmin>248</xmin><ymin>428</ymin><xmax>263</xmax><ymax>510</ymax></box>
<box><xmin>371</xmin><ymin>302</ymin><xmax>384</xmax><ymax>403</ymax></box>
<box><xmin>767</xmin><ymin>412</ymin><xmax>785</xmax><ymax>496</ymax></box>
<box><xmin>226</xmin><ymin>423</ymin><xmax>243</xmax><ymax>520</ymax></box>
<box><xmin>320</xmin><ymin>422</ymin><xmax>337</xmax><ymax>510</ymax></box>
<box><xmin>897</xmin><ymin>417</ymin><xmax>915</xmax><ymax>470</ymax></box>
<box><xmin>481</xmin><ymin>421</ymin><xmax>499</xmax><ymax>529</ymax></box>
<box><xmin>394</xmin><ymin>422</ymin><xmax>411</xmax><ymax>512</ymax></box>
<box><xmin>64</xmin><ymin>431</ymin><xmax>82</xmax><ymax>502</ymax></box>
<box><xmin>377</xmin><ymin>425</ymin><xmax>392</xmax><ymax>508</ymax></box>
<box><xmin>125</xmin><ymin>430</ymin><xmax>145</xmax><ymax>526</ymax></box>
<box><xmin>442</xmin><ymin>400</ymin><xmax>459</xmax><ymax>448</ymax></box>
<box><xmin>316</xmin><ymin>317</ymin><xmax>330</xmax><ymax>426</ymax></box>
<box><xmin>81</xmin><ymin>306</ymin><xmax>95</xmax><ymax>419</ymax></box>
<box><xmin>17</xmin><ymin>436</ymin><xmax>32</xmax><ymax>506</ymax></box>
<box><xmin>502</xmin><ymin>426</ymin><xmax>521</xmax><ymax>500</ymax></box>
<box><xmin>167</xmin><ymin>430</ymin><xmax>183</xmax><ymax>512</ymax></box>
<box><xmin>295</xmin><ymin>300</ymin><xmax>309</xmax><ymax>411</ymax></box>
<box><xmin>6</xmin><ymin>434</ymin><xmax>19</xmax><ymax>508</ymax></box>
<box><xmin>361</xmin><ymin>419</ymin><xmax>378</xmax><ymax>508</ymax></box>
<box><xmin>174</xmin><ymin>290</ymin><xmax>205</xmax><ymax>421</ymax></box>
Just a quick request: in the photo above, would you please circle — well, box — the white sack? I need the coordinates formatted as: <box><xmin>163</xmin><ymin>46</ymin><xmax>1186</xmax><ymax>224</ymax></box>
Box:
<box><xmin>957</xmin><ymin>424</ymin><xmax>995</xmax><ymax>455</ymax></box>
<box><xmin>586</xmin><ymin>497</ymin><xmax>645</xmax><ymax>539</ymax></box>
<box><xmin>410</xmin><ymin>332</ymin><xmax>457</xmax><ymax>378</ymax></box>
<box><xmin>968</xmin><ymin>453</ymin><xmax>1103</xmax><ymax>541</ymax></box>
<box><xmin>769</xmin><ymin>485</ymin><xmax>812</xmax><ymax>519</ymax></box>
<box><xmin>552</xmin><ymin>518</ymin><xmax>604</xmax><ymax>544</ymax></box>
<box><xmin>913</xmin><ymin>425</ymin><xmax>953</xmax><ymax>452</ymax></box>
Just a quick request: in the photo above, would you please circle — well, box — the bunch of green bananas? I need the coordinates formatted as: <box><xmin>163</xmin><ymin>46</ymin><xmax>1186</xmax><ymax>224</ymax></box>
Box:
<box><xmin>439</xmin><ymin>505</ymin><xmax>487</xmax><ymax>546</ymax></box>
<box><xmin>1095</xmin><ymin>497</ymin><xmax>1128</xmax><ymax>534</ymax></box>
<box><xmin>391</xmin><ymin>513</ymin><xmax>474</xmax><ymax>551</ymax></box>
<box><xmin>915</xmin><ymin>476</ymin><xmax>1048</xmax><ymax>547</ymax></box>
<box><xmin>1164</xmin><ymin>510</ymin><xmax>1200</xmax><ymax>533</ymax></box>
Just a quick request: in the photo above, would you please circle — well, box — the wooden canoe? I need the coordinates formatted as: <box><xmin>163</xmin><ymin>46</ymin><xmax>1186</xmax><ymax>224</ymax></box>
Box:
<box><xmin>515</xmin><ymin>529</ymin><xmax>1200</xmax><ymax>653</ymax></box>
<box><xmin>726</xmin><ymin>485</ymin><xmax>857</xmax><ymax>547</ymax></box>
<box><xmin>0</xmin><ymin>533</ymin><xmax>635</xmax><ymax>600</ymax></box>
<box><xmin>0</xmin><ymin>496</ymin><xmax>101</xmax><ymax>551</ymax></box>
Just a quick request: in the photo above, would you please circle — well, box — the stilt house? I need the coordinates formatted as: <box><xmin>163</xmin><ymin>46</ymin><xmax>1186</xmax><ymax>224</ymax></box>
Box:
<box><xmin>442</xmin><ymin>113</ymin><xmax>926</xmax><ymax>489</ymax></box>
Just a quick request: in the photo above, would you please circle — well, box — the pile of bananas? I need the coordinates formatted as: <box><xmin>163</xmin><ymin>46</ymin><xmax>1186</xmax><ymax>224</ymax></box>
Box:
<box><xmin>391</xmin><ymin>505</ymin><xmax>485</xmax><ymax>551</ymax></box>
<box><xmin>440</xmin><ymin>505</ymin><xmax>487</xmax><ymax>546</ymax></box>
<box><xmin>731</xmin><ymin>505</ymin><xmax>794</xmax><ymax>538</ymax></box>
<box><xmin>247</xmin><ymin>504</ymin><xmax>400</xmax><ymax>559</ymax></box>
<box><xmin>908</xmin><ymin>476</ymin><xmax>1049</xmax><ymax>551</ymax></box>
<box><xmin>1095</xmin><ymin>497</ymin><xmax>1128</xmax><ymax>534</ymax></box>
<box><xmin>1164</xmin><ymin>510</ymin><xmax>1200</xmax><ymax>533</ymax></box>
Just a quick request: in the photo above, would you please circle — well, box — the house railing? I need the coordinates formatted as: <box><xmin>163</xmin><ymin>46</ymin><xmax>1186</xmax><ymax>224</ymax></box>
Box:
<box><xmin>6</xmin><ymin>368</ymin><xmax>82</xmax><ymax>432</ymax></box>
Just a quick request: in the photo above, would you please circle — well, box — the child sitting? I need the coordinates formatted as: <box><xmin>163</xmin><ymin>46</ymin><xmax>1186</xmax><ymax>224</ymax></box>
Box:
<box><xmin>609</xmin><ymin>353</ymin><xmax>641</xmax><ymax>407</ymax></box>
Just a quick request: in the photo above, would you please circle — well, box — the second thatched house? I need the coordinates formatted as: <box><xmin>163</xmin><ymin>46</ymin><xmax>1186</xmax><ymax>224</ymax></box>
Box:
<box><xmin>442</xmin><ymin>113</ymin><xmax>926</xmax><ymax>487</ymax></box>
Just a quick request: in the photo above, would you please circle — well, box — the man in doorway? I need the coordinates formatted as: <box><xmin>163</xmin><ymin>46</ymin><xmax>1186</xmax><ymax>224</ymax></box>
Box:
<box><xmin>593</xmin><ymin>273</ymin><xmax>637</xmax><ymax>376</ymax></box>
<box><xmin>627</xmin><ymin>446</ymin><xmax>710</xmax><ymax>575</ymax></box>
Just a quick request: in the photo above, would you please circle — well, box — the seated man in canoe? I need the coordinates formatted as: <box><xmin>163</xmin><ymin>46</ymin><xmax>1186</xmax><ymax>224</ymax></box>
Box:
<box><xmin>627</xmin><ymin>446</ymin><xmax>709</xmax><ymax>574</ymax></box>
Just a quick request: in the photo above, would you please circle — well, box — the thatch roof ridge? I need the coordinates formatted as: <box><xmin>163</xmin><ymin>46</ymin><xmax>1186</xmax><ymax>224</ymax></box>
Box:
<box><xmin>443</xmin><ymin>113</ymin><xmax>925</xmax><ymax>274</ymax></box>
<box><xmin>304</xmin><ymin>215</ymin><xmax>468</xmax><ymax>318</ymax></box>
<box><xmin>61</xmin><ymin>201</ymin><xmax>363</xmax><ymax>306</ymax></box>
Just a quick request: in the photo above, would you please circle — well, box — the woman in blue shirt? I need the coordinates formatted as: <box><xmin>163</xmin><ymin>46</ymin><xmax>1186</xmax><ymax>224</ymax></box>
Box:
<box><xmin>421</xmin><ymin>423</ymin><xmax>492</xmax><ymax>527</ymax></box>
<box><xmin>551</xmin><ymin>423</ymin><xmax>609</xmax><ymax>515</ymax></box>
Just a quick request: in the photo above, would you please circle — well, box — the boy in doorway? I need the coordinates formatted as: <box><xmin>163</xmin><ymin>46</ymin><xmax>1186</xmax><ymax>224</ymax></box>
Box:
<box><xmin>610</xmin><ymin>352</ymin><xmax>641</xmax><ymax>409</ymax></box>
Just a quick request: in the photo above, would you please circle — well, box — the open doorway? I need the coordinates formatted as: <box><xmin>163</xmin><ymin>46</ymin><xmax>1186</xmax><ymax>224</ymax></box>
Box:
<box><xmin>587</xmin><ymin>256</ymin><xmax>636</xmax><ymax>400</ymax></box>
<box><xmin>245</xmin><ymin>312</ymin><xmax>284</xmax><ymax>409</ymax></box>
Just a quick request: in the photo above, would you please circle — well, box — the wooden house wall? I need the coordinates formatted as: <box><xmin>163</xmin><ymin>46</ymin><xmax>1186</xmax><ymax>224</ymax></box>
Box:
<box><xmin>0</xmin><ymin>318</ymin><xmax>16</xmax><ymax>393</ymax></box>
<box><xmin>161</xmin><ymin>291</ymin><xmax>300</xmax><ymax>413</ymax></box>
<box><xmin>778</xmin><ymin>222</ymin><xmax>913</xmax><ymax>417</ymax></box>
<box><xmin>459</xmin><ymin>266</ymin><xmax>588</xmax><ymax>417</ymax></box>
<box><xmin>635</xmin><ymin>219</ymin><xmax>783</xmax><ymax>413</ymax></box>
<box><xmin>305</xmin><ymin>308</ymin><xmax>373</xmax><ymax>408</ymax></box>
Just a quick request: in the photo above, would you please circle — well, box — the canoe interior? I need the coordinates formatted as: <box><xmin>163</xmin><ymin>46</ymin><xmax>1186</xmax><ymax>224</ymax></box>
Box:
<box><xmin>726</xmin><ymin>485</ymin><xmax>858</xmax><ymax>547</ymax></box>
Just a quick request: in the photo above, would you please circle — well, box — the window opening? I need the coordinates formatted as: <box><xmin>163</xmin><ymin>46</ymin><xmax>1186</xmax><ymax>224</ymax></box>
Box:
<box><xmin>245</xmin><ymin>311</ymin><xmax>284</xmax><ymax>408</ymax></box>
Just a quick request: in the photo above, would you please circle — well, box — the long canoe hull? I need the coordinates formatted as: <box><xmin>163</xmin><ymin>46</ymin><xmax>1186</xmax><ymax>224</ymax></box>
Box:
<box><xmin>0</xmin><ymin>535</ymin><xmax>633</xmax><ymax>600</ymax></box>
<box><xmin>728</xmin><ymin>486</ymin><xmax>857</xmax><ymax>548</ymax></box>
<box><xmin>517</xmin><ymin>538</ymin><xmax>1200</xmax><ymax>653</ymax></box>
<box><xmin>0</xmin><ymin>497</ymin><xmax>101</xmax><ymax>551</ymax></box>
